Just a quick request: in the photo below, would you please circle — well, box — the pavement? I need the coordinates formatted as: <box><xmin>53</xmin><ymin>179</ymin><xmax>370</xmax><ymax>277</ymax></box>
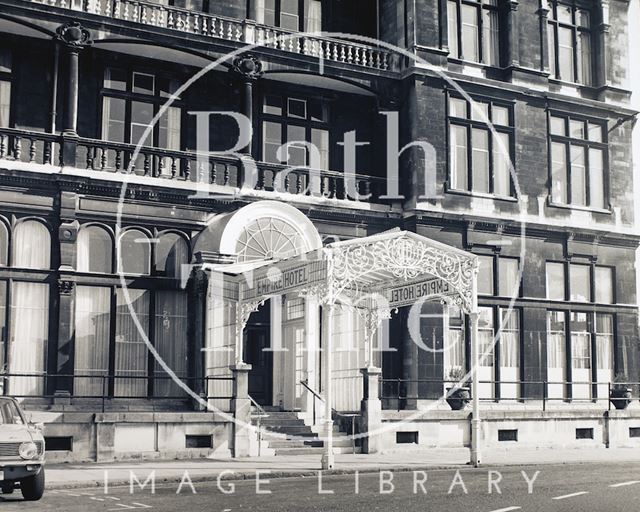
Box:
<box><xmin>41</xmin><ymin>447</ymin><xmax>640</xmax><ymax>489</ymax></box>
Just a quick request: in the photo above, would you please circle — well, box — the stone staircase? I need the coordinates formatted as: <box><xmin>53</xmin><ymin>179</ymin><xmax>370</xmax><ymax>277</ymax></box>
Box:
<box><xmin>252</xmin><ymin>407</ymin><xmax>359</xmax><ymax>456</ymax></box>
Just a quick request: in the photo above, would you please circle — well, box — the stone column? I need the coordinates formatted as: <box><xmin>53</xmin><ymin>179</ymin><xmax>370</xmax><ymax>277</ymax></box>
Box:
<box><xmin>55</xmin><ymin>279</ymin><xmax>75</xmax><ymax>400</ymax></box>
<box><xmin>596</xmin><ymin>0</ymin><xmax>610</xmax><ymax>88</ymax></box>
<box><xmin>469</xmin><ymin>311</ymin><xmax>481</xmax><ymax>467</ymax></box>
<box><xmin>538</xmin><ymin>0</ymin><xmax>551</xmax><ymax>73</ymax></box>
<box><xmin>505</xmin><ymin>1</ymin><xmax>520</xmax><ymax>68</ymax></box>
<box><xmin>321</xmin><ymin>303</ymin><xmax>335</xmax><ymax>470</ymax></box>
<box><xmin>360</xmin><ymin>366</ymin><xmax>382</xmax><ymax>454</ymax></box>
<box><xmin>231</xmin><ymin>363</ymin><xmax>253</xmax><ymax>458</ymax></box>
<box><xmin>55</xmin><ymin>23</ymin><xmax>92</xmax><ymax>166</ymax></box>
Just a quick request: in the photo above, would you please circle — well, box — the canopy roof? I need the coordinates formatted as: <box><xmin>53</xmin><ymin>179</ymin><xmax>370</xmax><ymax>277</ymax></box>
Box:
<box><xmin>206</xmin><ymin>228</ymin><xmax>478</xmax><ymax>314</ymax></box>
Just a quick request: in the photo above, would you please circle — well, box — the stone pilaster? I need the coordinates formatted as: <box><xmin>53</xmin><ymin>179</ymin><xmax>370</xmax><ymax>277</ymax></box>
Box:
<box><xmin>360</xmin><ymin>366</ymin><xmax>383</xmax><ymax>454</ymax></box>
<box><xmin>231</xmin><ymin>363</ymin><xmax>252</xmax><ymax>458</ymax></box>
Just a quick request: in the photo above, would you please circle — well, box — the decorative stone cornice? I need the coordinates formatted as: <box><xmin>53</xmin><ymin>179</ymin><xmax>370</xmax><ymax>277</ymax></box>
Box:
<box><xmin>231</xmin><ymin>53</ymin><xmax>263</xmax><ymax>81</ymax></box>
<box><xmin>55</xmin><ymin>22</ymin><xmax>93</xmax><ymax>49</ymax></box>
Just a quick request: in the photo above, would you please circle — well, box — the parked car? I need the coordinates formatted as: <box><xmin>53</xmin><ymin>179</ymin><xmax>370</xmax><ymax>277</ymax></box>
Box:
<box><xmin>0</xmin><ymin>397</ymin><xmax>45</xmax><ymax>501</ymax></box>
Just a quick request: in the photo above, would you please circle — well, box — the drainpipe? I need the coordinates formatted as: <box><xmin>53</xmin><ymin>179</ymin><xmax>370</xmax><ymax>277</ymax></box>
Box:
<box><xmin>50</xmin><ymin>43</ymin><xmax>59</xmax><ymax>134</ymax></box>
<box><xmin>470</xmin><ymin>264</ymin><xmax>481</xmax><ymax>467</ymax></box>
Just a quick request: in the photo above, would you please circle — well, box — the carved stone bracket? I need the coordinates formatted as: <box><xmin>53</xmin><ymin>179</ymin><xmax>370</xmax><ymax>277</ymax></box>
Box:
<box><xmin>231</xmin><ymin>53</ymin><xmax>264</xmax><ymax>81</ymax></box>
<box><xmin>57</xmin><ymin>280</ymin><xmax>75</xmax><ymax>295</ymax></box>
<box><xmin>55</xmin><ymin>22</ymin><xmax>93</xmax><ymax>49</ymax></box>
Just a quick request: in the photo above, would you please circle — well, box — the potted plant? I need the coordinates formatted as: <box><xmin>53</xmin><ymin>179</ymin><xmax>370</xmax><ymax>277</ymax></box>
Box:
<box><xmin>610</xmin><ymin>372</ymin><xmax>632</xmax><ymax>410</ymax></box>
<box><xmin>445</xmin><ymin>366</ymin><xmax>470</xmax><ymax>411</ymax></box>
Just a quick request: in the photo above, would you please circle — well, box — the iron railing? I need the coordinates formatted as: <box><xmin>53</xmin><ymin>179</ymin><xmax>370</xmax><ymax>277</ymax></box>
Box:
<box><xmin>379</xmin><ymin>378</ymin><xmax>640</xmax><ymax>411</ymax></box>
<box><xmin>0</xmin><ymin>372</ymin><xmax>234</xmax><ymax>413</ymax></box>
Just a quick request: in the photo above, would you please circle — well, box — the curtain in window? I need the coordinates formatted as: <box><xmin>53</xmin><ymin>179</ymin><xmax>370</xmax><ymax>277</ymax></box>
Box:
<box><xmin>595</xmin><ymin>266</ymin><xmax>613</xmax><ymax>304</ymax></box>
<box><xmin>450</xmin><ymin>125</ymin><xmax>468</xmax><ymax>190</ymax></box>
<box><xmin>499</xmin><ymin>309</ymin><xmax>519</xmax><ymax>367</ymax></box>
<box><xmin>74</xmin><ymin>286</ymin><xmax>111</xmax><ymax>396</ymax></box>
<box><xmin>114</xmin><ymin>289</ymin><xmax>149</xmax><ymax>397</ymax></box>
<box><xmin>158</xmin><ymin>106</ymin><xmax>181</xmax><ymax>175</ymax></box>
<box><xmin>498</xmin><ymin>258</ymin><xmax>519</xmax><ymax>297</ymax></box>
<box><xmin>478</xmin><ymin>307</ymin><xmax>494</xmax><ymax>367</ymax></box>
<box><xmin>12</xmin><ymin>220</ymin><xmax>50</xmax><ymax>270</ymax></box>
<box><xmin>118</xmin><ymin>229</ymin><xmax>150</xmax><ymax>275</ymax></box>
<box><xmin>0</xmin><ymin>80</ymin><xmax>10</xmax><ymax>128</ymax></box>
<box><xmin>9</xmin><ymin>282</ymin><xmax>49</xmax><ymax>396</ymax></box>
<box><xmin>77</xmin><ymin>226</ymin><xmax>113</xmax><ymax>274</ymax></box>
<box><xmin>460</xmin><ymin>4</ymin><xmax>479</xmax><ymax>62</ymax></box>
<box><xmin>471</xmin><ymin>128</ymin><xmax>489</xmax><ymax>193</ymax></box>
<box><xmin>154</xmin><ymin>291</ymin><xmax>188</xmax><ymax>397</ymax></box>
<box><xmin>588</xmin><ymin>148</ymin><xmax>604</xmax><ymax>209</ymax></box>
<box><xmin>447</xmin><ymin>1</ymin><xmax>459</xmax><ymax>58</ymax></box>
<box><xmin>492</xmin><ymin>132</ymin><xmax>510</xmax><ymax>196</ymax></box>
<box><xmin>0</xmin><ymin>222</ymin><xmax>7</xmax><ymax>266</ymax></box>
<box><xmin>155</xmin><ymin>233</ymin><xmax>189</xmax><ymax>279</ymax></box>
<box><xmin>570</xmin><ymin>312</ymin><xmax>590</xmax><ymax>369</ymax></box>
<box><xmin>482</xmin><ymin>7</ymin><xmax>499</xmax><ymax>65</ymax></box>
<box><xmin>595</xmin><ymin>314</ymin><xmax>613</xmax><ymax>371</ymax></box>
<box><xmin>547</xmin><ymin>311</ymin><xmax>566</xmax><ymax>369</ymax></box>
<box><xmin>305</xmin><ymin>0</ymin><xmax>322</xmax><ymax>32</ymax></box>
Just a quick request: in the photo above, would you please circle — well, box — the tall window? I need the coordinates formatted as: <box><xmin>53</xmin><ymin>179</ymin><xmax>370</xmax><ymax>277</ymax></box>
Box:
<box><xmin>595</xmin><ymin>313</ymin><xmax>613</xmax><ymax>371</ymax></box>
<box><xmin>476</xmin><ymin>254</ymin><xmax>520</xmax><ymax>297</ymax></box>
<box><xmin>118</xmin><ymin>229</ymin><xmax>151</xmax><ymax>275</ymax></box>
<box><xmin>256</xmin><ymin>0</ymin><xmax>322</xmax><ymax>32</ymax></box>
<box><xmin>261</xmin><ymin>94</ymin><xmax>329</xmax><ymax>169</ymax></box>
<box><xmin>547</xmin><ymin>1</ymin><xmax>593</xmax><ymax>85</ymax></box>
<box><xmin>549</xmin><ymin>114</ymin><xmax>607</xmax><ymax>209</ymax></box>
<box><xmin>0</xmin><ymin>221</ymin><xmax>8</xmax><ymax>267</ymax></box>
<box><xmin>102</xmin><ymin>68</ymin><xmax>182</xmax><ymax>175</ymax></box>
<box><xmin>546</xmin><ymin>261</ymin><xmax>615</xmax><ymax>304</ymax></box>
<box><xmin>74</xmin><ymin>286</ymin><xmax>111</xmax><ymax>396</ymax></box>
<box><xmin>570</xmin><ymin>312</ymin><xmax>590</xmax><ymax>369</ymax></box>
<box><xmin>12</xmin><ymin>220</ymin><xmax>51</xmax><ymax>270</ymax></box>
<box><xmin>478</xmin><ymin>306</ymin><xmax>494</xmax><ymax>367</ymax></box>
<box><xmin>0</xmin><ymin>48</ymin><xmax>11</xmax><ymax>127</ymax></box>
<box><xmin>9</xmin><ymin>282</ymin><xmax>49</xmax><ymax>396</ymax></box>
<box><xmin>547</xmin><ymin>310</ymin><xmax>566</xmax><ymax>369</ymax></box>
<box><xmin>77</xmin><ymin>225</ymin><xmax>113</xmax><ymax>274</ymax></box>
<box><xmin>155</xmin><ymin>233</ymin><xmax>189</xmax><ymax>279</ymax></box>
<box><xmin>447</xmin><ymin>0</ymin><xmax>500</xmax><ymax>65</ymax></box>
<box><xmin>448</xmin><ymin>95</ymin><xmax>513</xmax><ymax>196</ymax></box>
<box><xmin>499</xmin><ymin>308</ymin><xmax>520</xmax><ymax>368</ymax></box>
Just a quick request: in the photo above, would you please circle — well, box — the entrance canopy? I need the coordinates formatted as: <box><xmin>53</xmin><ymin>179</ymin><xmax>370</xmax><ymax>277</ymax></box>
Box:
<box><xmin>206</xmin><ymin>229</ymin><xmax>479</xmax><ymax>328</ymax></box>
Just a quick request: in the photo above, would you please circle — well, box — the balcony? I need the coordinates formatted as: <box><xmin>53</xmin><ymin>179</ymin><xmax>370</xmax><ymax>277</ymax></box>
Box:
<box><xmin>0</xmin><ymin>127</ymin><xmax>388</xmax><ymax>204</ymax></box>
<box><xmin>29</xmin><ymin>0</ymin><xmax>397</xmax><ymax>72</ymax></box>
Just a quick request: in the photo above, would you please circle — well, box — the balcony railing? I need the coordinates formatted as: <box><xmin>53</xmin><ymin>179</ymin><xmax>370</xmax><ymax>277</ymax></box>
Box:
<box><xmin>380</xmin><ymin>378</ymin><xmax>640</xmax><ymax>412</ymax></box>
<box><xmin>31</xmin><ymin>0</ymin><xmax>397</xmax><ymax>72</ymax></box>
<box><xmin>0</xmin><ymin>127</ymin><xmax>388</xmax><ymax>203</ymax></box>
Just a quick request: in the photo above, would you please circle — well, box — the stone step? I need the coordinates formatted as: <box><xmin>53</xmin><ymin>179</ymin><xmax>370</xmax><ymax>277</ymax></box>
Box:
<box><xmin>258</xmin><ymin>419</ymin><xmax>306</xmax><ymax>427</ymax></box>
<box><xmin>274</xmin><ymin>447</ymin><xmax>326</xmax><ymax>456</ymax></box>
<box><xmin>267</xmin><ymin>439</ymin><xmax>324</xmax><ymax>448</ymax></box>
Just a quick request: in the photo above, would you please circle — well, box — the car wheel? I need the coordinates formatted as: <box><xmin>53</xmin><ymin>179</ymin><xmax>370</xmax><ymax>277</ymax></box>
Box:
<box><xmin>20</xmin><ymin>468</ymin><xmax>44</xmax><ymax>501</ymax></box>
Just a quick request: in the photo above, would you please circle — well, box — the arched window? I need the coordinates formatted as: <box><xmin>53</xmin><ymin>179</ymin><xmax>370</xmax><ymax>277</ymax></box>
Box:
<box><xmin>12</xmin><ymin>220</ymin><xmax>50</xmax><ymax>269</ymax></box>
<box><xmin>77</xmin><ymin>226</ymin><xmax>113</xmax><ymax>273</ymax></box>
<box><xmin>236</xmin><ymin>217</ymin><xmax>306</xmax><ymax>262</ymax></box>
<box><xmin>155</xmin><ymin>233</ymin><xmax>189</xmax><ymax>278</ymax></box>
<box><xmin>0</xmin><ymin>221</ymin><xmax>8</xmax><ymax>266</ymax></box>
<box><xmin>118</xmin><ymin>229</ymin><xmax>150</xmax><ymax>275</ymax></box>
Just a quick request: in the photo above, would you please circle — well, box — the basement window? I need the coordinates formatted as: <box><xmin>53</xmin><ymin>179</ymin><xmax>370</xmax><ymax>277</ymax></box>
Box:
<box><xmin>185</xmin><ymin>435</ymin><xmax>213</xmax><ymax>449</ymax></box>
<box><xmin>498</xmin><ymin>429</ymin><xmax>518</xmax><ymax>442</ymax></box>
<box><xmin>575</xmin><ymin>428</ymin><xmax>594</xmax><ymax>440</ymax></box>
<box><xmin>45</xmin><ymin>436</ymin><xmax>73</xmax><ymax>451</ymax></box>
<box><xmin>396</xmin><ymin>431</ymin><xmax>419</xmax><ymax>444</ymax></box>
<box><xmin>629</xmin><ymin>428</ymin><xmax>640</xmax><ymax>438</ymax></box>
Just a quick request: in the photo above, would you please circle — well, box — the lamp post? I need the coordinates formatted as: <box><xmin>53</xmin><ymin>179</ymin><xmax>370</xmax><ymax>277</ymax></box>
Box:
<box><xmin>321</xmin><ymin>303</ymin><xmax>335</xmax><ymax>470</ymax></box>
<box><xmin>469</xmin><ymin>263</ymin><xmax>481</xmax><ymax>467</ymax></box>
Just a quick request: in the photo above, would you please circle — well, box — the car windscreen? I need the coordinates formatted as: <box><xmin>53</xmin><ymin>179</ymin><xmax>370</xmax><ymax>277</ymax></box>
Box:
<box><xmin>0</xmin><ymin>400</ymin><xmax>25</xmax><ymax>425</ymax></box>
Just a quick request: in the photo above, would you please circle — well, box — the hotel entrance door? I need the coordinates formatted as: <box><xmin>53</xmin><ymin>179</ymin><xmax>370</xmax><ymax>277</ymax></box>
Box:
<box><xmin>244</xmin><ymin>302</ymin><xmax>272</xmax><ymax>406</ymax></box>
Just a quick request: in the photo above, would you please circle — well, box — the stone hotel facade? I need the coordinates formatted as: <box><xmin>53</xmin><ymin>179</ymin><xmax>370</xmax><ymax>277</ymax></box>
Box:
<box><xmin>0</xmin><ymin>0</ymin><xmax>638</xmax><ymax>461</ymax></box>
